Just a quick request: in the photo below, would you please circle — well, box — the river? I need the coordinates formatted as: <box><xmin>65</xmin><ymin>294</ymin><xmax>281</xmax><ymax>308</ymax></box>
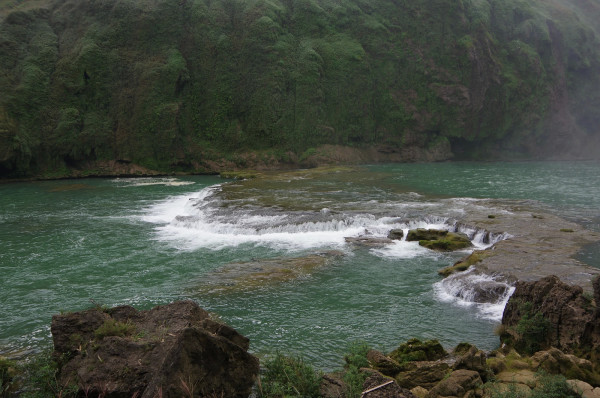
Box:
<box><xmin>1</xmin><ymin>161</ymin><xmax>599</xmax><ymax>369</ymax></box>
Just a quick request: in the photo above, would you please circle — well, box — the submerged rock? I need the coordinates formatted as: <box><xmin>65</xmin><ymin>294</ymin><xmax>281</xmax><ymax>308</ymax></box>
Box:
<box><xmin>196</xmin><ymin>250</ymin><xmax>344</xmax><ymax>293</ymax></box>
<box><xmin>51</xmin><ymin>301</ymin><xmax>259</xmax><ymax>398</ymax></box>
<box><xmin>345</xmin><ymin>236</ymin><xmax>393</xmax><ymax>247</ymax></box>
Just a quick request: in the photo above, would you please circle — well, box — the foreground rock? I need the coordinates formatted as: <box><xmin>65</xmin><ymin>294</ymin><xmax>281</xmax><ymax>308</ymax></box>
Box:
<box><xmin>51</xmin><ymin>301</ymin><xmax>259</xmax><ymax>398</ymax></box>
<box><xmin>501</xmin><ymin>275</ymin><xmax>600</xmax><ymax>370</ymax></box>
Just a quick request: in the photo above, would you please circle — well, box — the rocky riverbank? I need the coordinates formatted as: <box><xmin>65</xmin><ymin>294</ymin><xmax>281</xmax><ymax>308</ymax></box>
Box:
<box><xmin>3</xmin><ymin>274</ymin><xmax>598</xmax><ymax>397</ymax></box>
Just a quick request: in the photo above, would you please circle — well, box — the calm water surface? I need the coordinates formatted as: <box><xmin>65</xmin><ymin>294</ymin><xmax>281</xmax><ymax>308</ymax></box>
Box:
<box><xmin>1</xmin><ymin>161</ymin><xmax>598</xmax><ymax>369</ymax></box>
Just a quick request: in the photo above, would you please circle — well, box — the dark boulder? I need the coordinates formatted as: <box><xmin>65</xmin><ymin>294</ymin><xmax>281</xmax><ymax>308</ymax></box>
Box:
<box><xmin>387</xmin><ymin>229</ymin><xmax>405</xmax><ymax>240</ymax></box>
<box><xmin>51</xmin><ymin>300</ymin><xmax>259</xmax><ymax>398</ymax></box>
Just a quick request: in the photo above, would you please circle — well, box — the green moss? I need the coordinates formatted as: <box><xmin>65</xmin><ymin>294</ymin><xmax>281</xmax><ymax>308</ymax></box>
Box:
<box><xmin>439</xmin><ymin>250</ymin><xmax>493</xmax><ymax>277</ymax></box>
<box><xmin>389</xmin><ymin>338</ymin><xmax>448</xmax><ymax>364</ymax></box>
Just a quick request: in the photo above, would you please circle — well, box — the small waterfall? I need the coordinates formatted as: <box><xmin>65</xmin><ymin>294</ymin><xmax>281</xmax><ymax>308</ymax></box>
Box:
<box><xmin>434</xmin><ymin>267</ymin><xmax>515</xmax><ymax>321</ymax></box>
<box><xmin>451</xmin><ymin>222</ymin><xmax>512</xmax><ymax>249</ymax></box>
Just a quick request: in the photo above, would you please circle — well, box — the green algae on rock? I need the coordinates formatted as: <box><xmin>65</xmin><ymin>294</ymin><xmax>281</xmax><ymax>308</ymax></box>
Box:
<box><xmin>439</xmin><ymin>250</ymin><xmax>494</xmax><ymax>277</ymax></box>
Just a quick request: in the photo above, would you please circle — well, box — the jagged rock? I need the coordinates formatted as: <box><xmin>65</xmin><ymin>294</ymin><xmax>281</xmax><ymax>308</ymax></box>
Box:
<box><xmin>530</xmin><ymin>348</ymin><xmax>600</xmax><ymax>385</ymax></box>
<box><xmin>501</xmin><ymin>275</ymin><xmax>600</xmax><ymax>367</ymax></box>
<box><xmin>406</xmin><ymin>229</ymin><xmax>472</xmax><ymax>251</ymax></box>
<box><xmin>452</xmin><ymin>345</ymin><xmax>488</xmax><ymax>380</ymax></box>
<box><xmin>362</xmin><ymin>371</ymin><xmax>416</xmax><ymax>397</ymax></box>
<box><xmin>395</xmin><ymin>361</ymin><xmax>451</xmax><ymax>390</ymax></box>
<box><xmin>389</xmin><ymin>338</ymin><xmax>449</xmax><ymax>363</ymax></box>
<box><xmin>51</xmin><ymin>301</ymin><xmax>259</xmax><ymax>398</ymax></box>
<box><xmin>387</xmin><ymin>229</ymin><xmax>405</xmax><ymax>240</ymax></box>
<box><xmin>426</xmin><ymin>369</ymin><xmax>482</xmax><ymax>398</ymax></box>
<box><xmin>367</xmin><ymin>349</ymin><xmax>403</xmax><ymax>376</ymax></box>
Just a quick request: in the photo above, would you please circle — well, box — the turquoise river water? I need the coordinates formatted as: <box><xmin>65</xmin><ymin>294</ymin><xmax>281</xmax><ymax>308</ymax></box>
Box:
<box><xmin>1</xmin><ymin>161</ymin><xmax>599</xmax><ymax>369</ymax></box>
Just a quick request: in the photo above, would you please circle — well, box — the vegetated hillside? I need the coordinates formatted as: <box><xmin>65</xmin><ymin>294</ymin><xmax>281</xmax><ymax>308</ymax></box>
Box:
<box><xmin>1</xmin><ymin>0</ymin><xmax>599</xmax><ymax>178</ymax></box>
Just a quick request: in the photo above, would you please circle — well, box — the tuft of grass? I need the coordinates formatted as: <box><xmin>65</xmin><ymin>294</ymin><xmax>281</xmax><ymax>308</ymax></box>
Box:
<box><xmin>560</xmin><ymin>228</ymin><xmax>575</xmax><ymax>233</ymax></box>
<box><xmin>94</xmin><ymin>319</ymin><xmax>136</xmax><ymax>340</ymax></box>
<box><xmin>259</xmin><ymin>353</ymin><xmax>322</xmax><ymax>397</ymax></box>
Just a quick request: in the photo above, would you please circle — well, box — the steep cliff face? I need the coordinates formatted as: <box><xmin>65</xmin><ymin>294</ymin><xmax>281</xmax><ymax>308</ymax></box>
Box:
<box><xmin>1</xmin><ymin>0</ymin><xmax>599</xmax><ymax>177</ymax></box>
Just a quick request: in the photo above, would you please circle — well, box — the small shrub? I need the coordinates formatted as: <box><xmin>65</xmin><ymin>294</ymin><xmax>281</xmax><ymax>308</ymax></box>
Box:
<box><xmin>515</xmin><ymin>303</ymin><xmax>552</xmax><ymax>355</ymax></box>
<box><xmin>1</xmin><ymin>357</ymin><xmax>17</xmax><ymax>397</ymax></box>
<box><xmin>260</xmin><ymin>353</ymin><xmax>321</xmax><ymax>397</ymax></box>
<box><xmin>342</xmin><ymin>341</ymin><xmax>371</xmax><ymax>398</ymax></box>
<box><xmin>94</xmin><ymin>319</ymin><xmax>136</xmax><ymax>340</ymax></box>
<box><xmin>530</xmin><ymin>371</ymin><xmax>581</xmax><ymax>398</ymax></box>
<box><xmin>17</xmin><ymin>349</ymin><xmax>78</xmax><ymax>398</ymax></box>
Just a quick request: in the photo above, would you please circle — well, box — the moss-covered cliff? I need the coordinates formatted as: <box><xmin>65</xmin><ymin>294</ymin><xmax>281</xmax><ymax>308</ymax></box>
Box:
<box><xmin>1</xmin><ymin>0</ymin><xmax>599</xmax><ymax>177</ymax></box>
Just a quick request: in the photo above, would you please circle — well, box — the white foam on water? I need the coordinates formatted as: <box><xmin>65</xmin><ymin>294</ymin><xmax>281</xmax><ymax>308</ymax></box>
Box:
<box><xmin>371</xmin><ymin>240</ymin><xmax>435</xmax><ymax>259</ymax></box>
<box><xmin>112</xmin><ymin>177</ymin><xmax>196</xmax><ymax>187</ymax></box>
<box><xmin>154</xmin><ymin>221</ymin><xmax>366</xmax><ymax>251</ymax></box>
<box><xmin>140</xmin><ymin>186</ymin><xmax>217</xmax><ymax>224</ymax></box>
<box><xmin>433</xmin><ymin>268</ymin><xmax>515</xmax><ymax>321</ymax></box>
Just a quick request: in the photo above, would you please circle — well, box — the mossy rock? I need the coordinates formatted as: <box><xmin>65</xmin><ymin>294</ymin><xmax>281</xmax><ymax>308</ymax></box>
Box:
<box><xmin>439</xmin><ymin>250</ymin><xmax>493</xmax><ymax>277</ymax></box>
<box><xmin>407</xmin><ymin>229</ymin><xmax>472</xmax><ymax>252</ymax></box>
<box><xmin>419</xmin><ymin>237</ymin><xmax>472</xmax><ymax>251</ymax></box>
<box><xmin>406</xmin><ymin>229</ymin><xmax>449</xmax><ymax>241</ymax></box>
<box><xmin>219</xmin><ymin>170</ymin><xmax>260</xmax><ymax>180</ymax></box>
<box><xmin>389</xmin><ymin>338</ymin><xmax>449</xmax><ymax>364</ymax></box>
